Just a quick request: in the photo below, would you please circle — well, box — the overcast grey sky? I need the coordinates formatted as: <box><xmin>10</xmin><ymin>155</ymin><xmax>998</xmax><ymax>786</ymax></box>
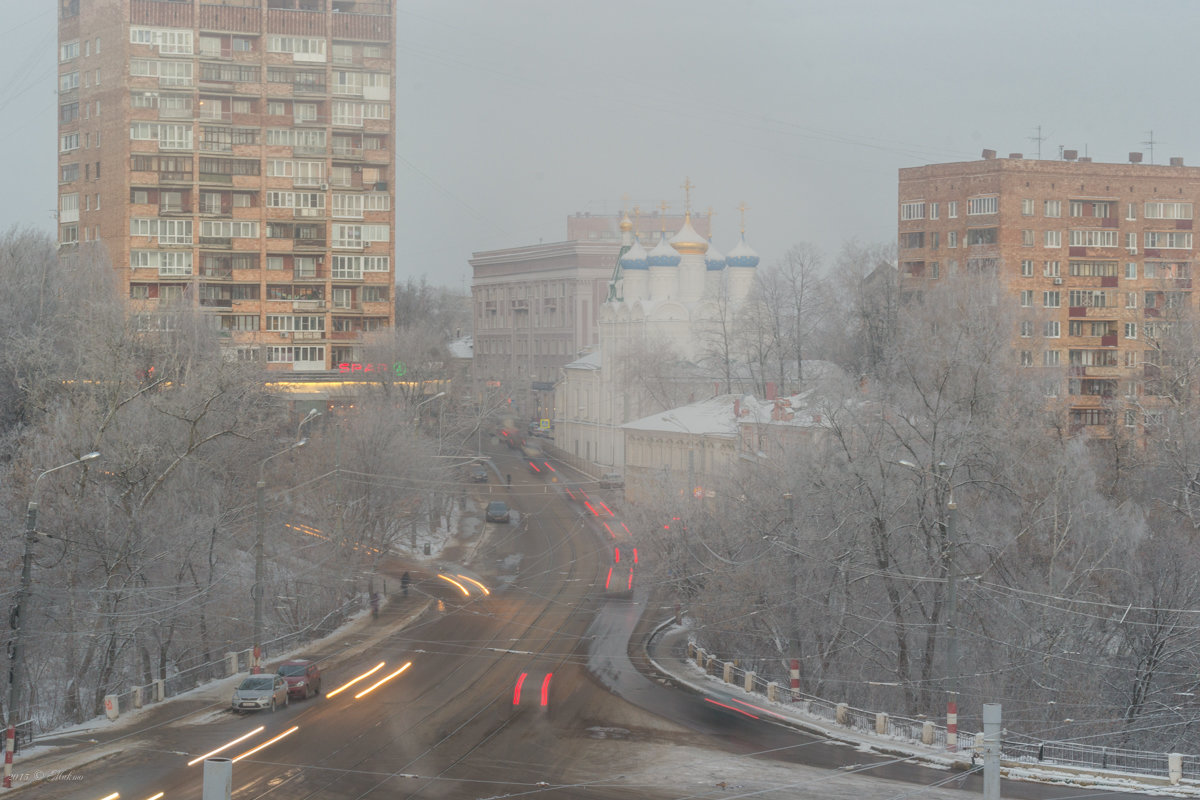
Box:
<box><xmin>4</xmin><ymin>1</ymin><xmax>1198</xmax><ymax>289</ymax></box>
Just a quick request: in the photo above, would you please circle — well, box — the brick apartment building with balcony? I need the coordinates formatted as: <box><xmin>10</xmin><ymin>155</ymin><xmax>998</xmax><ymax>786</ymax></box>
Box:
<box><xmin>56</xmin><ymin>0</ymin><xmax>395</xmax><ymax>371</ymax></box>
<box><xmin>899</xmin><ymin>151</ymin><xmax>1200</xmax><ymax>436</ymax></box>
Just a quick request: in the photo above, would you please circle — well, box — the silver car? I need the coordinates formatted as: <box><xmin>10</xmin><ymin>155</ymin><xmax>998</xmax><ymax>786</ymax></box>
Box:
<box><xmin>232</xmin><ymin>673</ymin><xmax>289</xmax><ymax>713</ymax></box>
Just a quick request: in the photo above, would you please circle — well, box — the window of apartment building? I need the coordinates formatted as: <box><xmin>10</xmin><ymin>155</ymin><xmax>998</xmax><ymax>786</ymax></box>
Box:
<box><xmin>900</xmin><ymin>201</ymin><xmax>925</xmax><ymax>220</ymax></box>
<box><xmin>1020</xmin><ymin>351</ymin><xmax>1033</xmax><ymax>367</ymax></box>
<box><xmin>130</xmin><ymin>27</ymin><xmax>193</xmax><ymax>55</ymax></box>
<box><xmin>60</xmin><ymin>40</ymin><xmax>79</xmax><ymax>62</ymax></box>
<box><xmin>130</xmin><ymin>122</ymin><xmax>193</xmax><ymax>150</ymax></box>
<box><xmin>899</xmin><ymin>231</ymin><xmax>924</xmax><ymax>249</ymax></box>
<box><xmin>1125</xmin><ymin>351</ymin><xmax>1138</xmax><ymax>368</ymax></box>
<box><xmin>60</xmin><ymin>132</ymin><xmax>80</xmax><ymax>152</ymax></box>
<box><xmin>130</xmin><ymin>218</ymin><xmax>192</xmax><ymax>245</ymax></box>
<box><xmin>60</xmin><ymin>102</ymin><xmax>79</xmax><ymax>124</ymax></box>
<box><xmin>1126</xmin><ymin>232</ymin><xmax>1138</xmax><ymax>253</ymax></box>
<box><xmin>59</xmin><ymin>224</ymin><xmax>78</xmax><ymax>245</ymax></box>
<box><xmin>1043</xmin><ymin>290</ymin><xmax>1061</xmax><ymax>308</ymax></box>
<box><xmin>1069</xmin><ymin>289</ymin><xmax>1112</xmax><ymax>308</ymax></box>
<box><xmin>1020</xmin><ymin>320</ymin><xmax>1033</xmax><ymax>337</ymax></box>
<box><xmin>1067</xmin><ymin>260</ymin><xmax>1117</xmax><ymax>277</ymax></box>
<box><xmin>1020</xmin><ymin>259</ymin><xmax>1033</xmax><ymax>277</ymax></box>
<box><xmin>1125</xmin><ymin>322</ymin><xmax>1137</xmax><ymax>339</ymax></box>
<box><xmin>1021</xmin><ymin>229</ymin><xmax>1034</xmax><ymax>246</ymax></box>
<box><xmin>929</xmin><ymin>231</ymin><xmax>940</xmax><ymax>251</ymax></box>
<box><xmin>929</xmin><ymin>202</ymin><xmax>939</xmax><ymax>220</ymax></box>
<box><xmin>1020</xmin><ymin>289</ymin><xmax>1033</xmax><ymax>307</ymax></box>
<box><xmin>966</xmin><ymin>227</ymin><xmax>997</xmax><ymax>246</ymax></box>
<box><xmin>1021</xmin><ymin>198</ymin><xmax>1034</xmax><ymax>216</ymax></box>
<box><xmin>1145</xmin><ymin>231</ymin><xmax>1193</xmax><ymax>249</ymax></box>
<box><xmin>1043</xmin><ymin>260</ymin><xmax>1061</xmax><ymax>277</ymax></box>
<box><xmin>1124</xmin><ymin>409</ymin><xmax>1137</xmax><ymax>428</ymax></box>
<box><xmin>1043</xmin><ymin>350</ymin><xmax>1060</xmax><ymax>366</ymax></box>
<box><xmin>947</xmin><ymin>230</ymin><xmax>958</xmax><ymax>248</ymax></box>
<box><xmin>1126</xmin><ymin>292</ymin><xmax>1137</xmax><ymax>308</ymax></box>
<box><xmin>1125</xmin><ymin>262</ymin><xmax>1137</xmax><ymax>279</ymax></box>
<box><xmin>947</xmin><ymin>200</ymin><xmax>958</xmax><ymax>218</ymax></box>
<box><xmin>1044</xmin><ymin>230</ymin><xmax>1061</xmax><ymax>247</ymax></box>
<box><xmin>929</xmin><ymin>261</ymin><xmax>940</xmax><ymax>279</ymax></box>
<box><xmin>968</xmin><ymin>196</ymin><xmax>998</xmax><ymax>215</ymax></box>
<box><xmin>1044</xmin><ymin>199</ymin><xmax>1061</xmax><ymax>217</ymax></box>
<box><xmin>1043</xmin><ymin>320</ymin><xmax>1060</xmax><ymax>338</ymax></box>
<box><xmin>59</xmin><ymin>71</ymin><xmax>79</xmax><ymax>92</ymax></box>
<box><xmin>1069</xmin><ymin>229</ymin><xmax>1118</xmax><ymax>248</ymax></box>
<box><xmin>362</xmin><ymin>286</ymin><xmax>389</xmax><ymax>302</ymax></box>
<box><xmin>1145</xmin><ymin>201</ymin><xmax>1193</xmax><ymax>220</ymax></box>
<box><xmin>60</xmin><ymin>163</ymin><xmax>79</xmax><ymax>182</ymax></box>
<box><xmin>268</xmin><ymin>36</ymin><xmax>326</xmax><ymax>58</ymax></box>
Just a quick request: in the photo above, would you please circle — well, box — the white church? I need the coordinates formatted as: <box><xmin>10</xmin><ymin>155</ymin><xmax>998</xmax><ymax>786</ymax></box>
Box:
<box><xmin>553</xmin><ymin>194</ymin><xmax>763</xmax><ymax>474</ymax></box>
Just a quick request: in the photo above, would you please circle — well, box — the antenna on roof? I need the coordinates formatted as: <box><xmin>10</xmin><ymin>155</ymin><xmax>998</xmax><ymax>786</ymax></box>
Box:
<box><xmin>1142</xmin><ymin>130</ymin><xmax>1158</xmax><ymax>165</ymax></box>
<box><xmin>1028</xmin><ymin>125</ymin><xmax>1047</xmax><ymax>160</ymax></box>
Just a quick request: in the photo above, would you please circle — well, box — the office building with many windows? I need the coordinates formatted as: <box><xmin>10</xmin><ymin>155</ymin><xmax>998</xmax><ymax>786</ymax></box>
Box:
<box><xmin>899</xmin><ymin>151</ymin><xmax>1200</xmax><ymax>436</ymax></box>
<box><xmin>57</xmin><ymin>0</ymin><xmax>395</xmax><ymax>370</ymax></box>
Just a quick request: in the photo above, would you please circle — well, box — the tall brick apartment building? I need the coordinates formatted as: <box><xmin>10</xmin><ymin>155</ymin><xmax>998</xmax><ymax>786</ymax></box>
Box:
<box><xmin>56</xmin><ymin>0</ymin><xmax>396</xmax><ymax>371</ymax></box>
<box><xmin>899</xmin><ymin>152</ymin><xmax>1200</xmax><ymax>436</ymax></box>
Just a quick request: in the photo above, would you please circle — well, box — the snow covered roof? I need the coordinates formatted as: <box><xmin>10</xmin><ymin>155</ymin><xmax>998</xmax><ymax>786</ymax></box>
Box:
<box><xmin>623</xmin><ymin>395</ymin><xmax>742</xmax><ymax>436</ymax></box>
<box><xmin>563</xmin><ymin>349</ymin><xmax>602</xmax><ymax>370</ymax></box>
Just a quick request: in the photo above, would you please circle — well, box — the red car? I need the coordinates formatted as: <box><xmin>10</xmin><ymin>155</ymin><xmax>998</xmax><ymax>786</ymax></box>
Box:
<box><xmin>277</xmin><ymin>659</ymin><xmax>322</xmax><ymax>700</ymax></box>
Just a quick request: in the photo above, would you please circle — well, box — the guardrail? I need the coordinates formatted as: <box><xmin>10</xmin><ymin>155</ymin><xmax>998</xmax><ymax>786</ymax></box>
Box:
<box><xmin>685</xmin><ymin>641</ymin><xmax>1197</xmax><ymax>784</ymax></box>
<box><xmin>84</xmin><ymin>595</ymin><xmax>362</xmax><ymax>733</ymax></box>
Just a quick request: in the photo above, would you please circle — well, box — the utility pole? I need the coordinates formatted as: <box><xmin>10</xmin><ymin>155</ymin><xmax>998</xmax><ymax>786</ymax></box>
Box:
<box><xmin>935</xmin><ymin>461</ymin><xmax>959</xmax><ymax>752</ymax></box>
<box><xmin>5</xmin><ymin>452</ymin><xmax>99</xmax><ymax>788</ymax></box>
<box><xmin>983</xmin><ymin>703</ymin><xmax>1001</xmax><ymax>800</ymax></box>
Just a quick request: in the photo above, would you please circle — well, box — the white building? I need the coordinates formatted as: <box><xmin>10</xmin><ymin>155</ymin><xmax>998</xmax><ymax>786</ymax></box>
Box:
<box><xmin>555</xmin><ymin>201</ymin><xmax>762</xmax><ymax>474</ymax></box>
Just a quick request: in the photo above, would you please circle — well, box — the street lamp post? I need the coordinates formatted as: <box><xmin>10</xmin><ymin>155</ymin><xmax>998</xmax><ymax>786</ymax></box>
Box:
<box><xmin>252</xmin><ymin>421</ymin><xmax>317</xmax><ymax>674</ymax></box>
<box><xmin>899</xmin><ymin>459</ymin><xmax>959</xmax><ymax>752</ymax></box>
<box><xmin>413</xmin><ymin>391</ymin><xmax>446</xmax><ymax>428</ymax></box>
<box><xmin>5</xmin><ymin>451</ymin><xmax>100</xmax><ymax>788</ymax></box>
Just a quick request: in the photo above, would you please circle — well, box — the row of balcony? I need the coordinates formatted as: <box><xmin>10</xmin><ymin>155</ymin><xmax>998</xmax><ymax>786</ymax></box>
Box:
<box><xmin>130</xmin><ymin>0</ymin><xmax>393</xmax><ymax>41</ymax></box>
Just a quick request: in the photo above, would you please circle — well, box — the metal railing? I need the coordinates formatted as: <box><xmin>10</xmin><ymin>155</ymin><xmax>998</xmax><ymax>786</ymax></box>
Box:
<box><xmin>684</xmin><ymin>641</ymin><xmax>1200</xmax><ymax>784</ymax></box>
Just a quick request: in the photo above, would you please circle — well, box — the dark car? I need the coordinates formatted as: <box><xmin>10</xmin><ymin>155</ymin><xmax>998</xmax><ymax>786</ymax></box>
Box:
<box><xmin>486</xmin><ymin>500</ymin><xmax>511</xmax><ymax>523</ymax></box>
<box><xmin>599</xmin><ymin>472</ymin><xmax>624</xmax><ymax>489</ymax></box>
<box><xmin>277</xmin><ymin>659</ymin><xmax>321</xmax><ymax>700</ymax></box>
<box><xmin>469</xmin><ymin>463</ymin><xmax>489</xmax><ymax>483</ymax></box>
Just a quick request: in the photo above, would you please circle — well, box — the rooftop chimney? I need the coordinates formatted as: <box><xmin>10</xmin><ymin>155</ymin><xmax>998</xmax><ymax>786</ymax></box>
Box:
<box><xmin>981</xmin><ymin>149</ymin><xmax>997</xmax><ymax>160</ymax></box>
<box><xmin>1063</xmin><ymin>149</ymin><xmax>1078</xmax><ymax>161</ymax></box>
<box><xmin>1008</xmin><ymin>153</ymin><xmax>1023</xmax><ymax>159</ymax></box>
<box><xmin>1129</xmin><ymin>152</ymin><xmax>1143</xmax><ymax>163</ymax></box>
<box><xmin>1171</xmin><ymin>156</ymin><xmax>1185</xmax><ymax>167</ymax></box>
<box><xmin>1078</xmin><ymin>157</ymin><xmax>1092</xmax><ymax>163</ymax></box>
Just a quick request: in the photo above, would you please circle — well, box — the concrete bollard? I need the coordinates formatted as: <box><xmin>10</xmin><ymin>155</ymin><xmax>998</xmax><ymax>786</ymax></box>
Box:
<box><xmin>704</xmin><ymin>656</ymin><xmax>715</xmax><ymax>675</ymax></box>
<box><xmin>836</xmin><ymin>702</ymin><xmax>849</xmax><ymax>726</ymax></box>
<box><xmin>922</xmin><ymin>720</ymin><xmax>935</xmax><ymax>745</ymax></box>
<box><xmin>104</xmin><ymin>694</ymin><xmax>119</xmax><ymax>720</ymax></box>
<box><xmin>225</xmin><ymin>652</ymin><xmax>238</xmax><ymax>677</ymax></box>
<box><xmin>687</xmin><ymin>643</ymin><xmax>695</xmax><ymax>660</ymax></box>
<box><xmin>133</xmin><ymin>686</ymin><xmax>144</xmax><ymax>709</ymax></box>
<box><xmin>875</xmin><ymin>712</ymin><xmax>888</xmax><ymax>735</ymax></box>
<box><xmin>722</xmin><ymin>662</ymin><xmax>734</xmax><ymax>684</ymax></box>
<box><xmin>745</xmin><ymin>671</ymin><xmax>756</xmax><ymax>693</ymax></box>
<box><xmin>1170</xmin><ymin>753</ymin><xmax>1183</xmax><ymax>785</ymax></box>
<box><xmin>154</xmin><ymin>679</ymin><xmax>165</xmax><ymax>703</ymax></box>
<box><xmin>695</xmin><ymin>648</ymin><xmax>705</xmax><ymax>668</ymax></box>
<box><xmin>767</xmin><ymin>681</ymin><xmax>778</xmax><ymax>702</ymax></box>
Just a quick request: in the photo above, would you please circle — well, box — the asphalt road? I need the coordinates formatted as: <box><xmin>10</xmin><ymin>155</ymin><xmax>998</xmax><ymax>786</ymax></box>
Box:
<box><xmin>24</xmin><ymin>452</ymin><xmax>1174</xmax><ymax>799</ymax></box>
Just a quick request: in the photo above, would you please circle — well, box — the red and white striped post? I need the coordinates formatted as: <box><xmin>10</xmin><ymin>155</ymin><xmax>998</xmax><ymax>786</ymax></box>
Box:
<box><xmin>4</xmin><ymin>724</ymin><xmax>15</xmax><ymax>787</ymax></box>
<box><xmin>789</xmin><ymin>659</ymin><xmax>800</xmax><ymax>699</ymax></box>
<box><xmin>946</xmin><ymin>699</ymin><xmax>958</xmax><ymax>752</ymax></box>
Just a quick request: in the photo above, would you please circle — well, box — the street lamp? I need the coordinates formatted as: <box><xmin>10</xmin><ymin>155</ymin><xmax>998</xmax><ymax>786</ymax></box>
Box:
<box><xmin>413</xmin><ymin>391</ymin><xmax>446</xmax><ymax>429</ymax></box>
<box><xmin>898</xmin><ymin>459</ymin><xmax>959</xmax><ymax>752</ymax></box>
<box><xmin>253</xmin><ymin>438</ymin><xmax>308</xmax><ymax>674</ymax></box>
<box><xmin>6</xmin><ymin>450</ymin><xmax>100</xmax><ymax>788</ymax></box>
